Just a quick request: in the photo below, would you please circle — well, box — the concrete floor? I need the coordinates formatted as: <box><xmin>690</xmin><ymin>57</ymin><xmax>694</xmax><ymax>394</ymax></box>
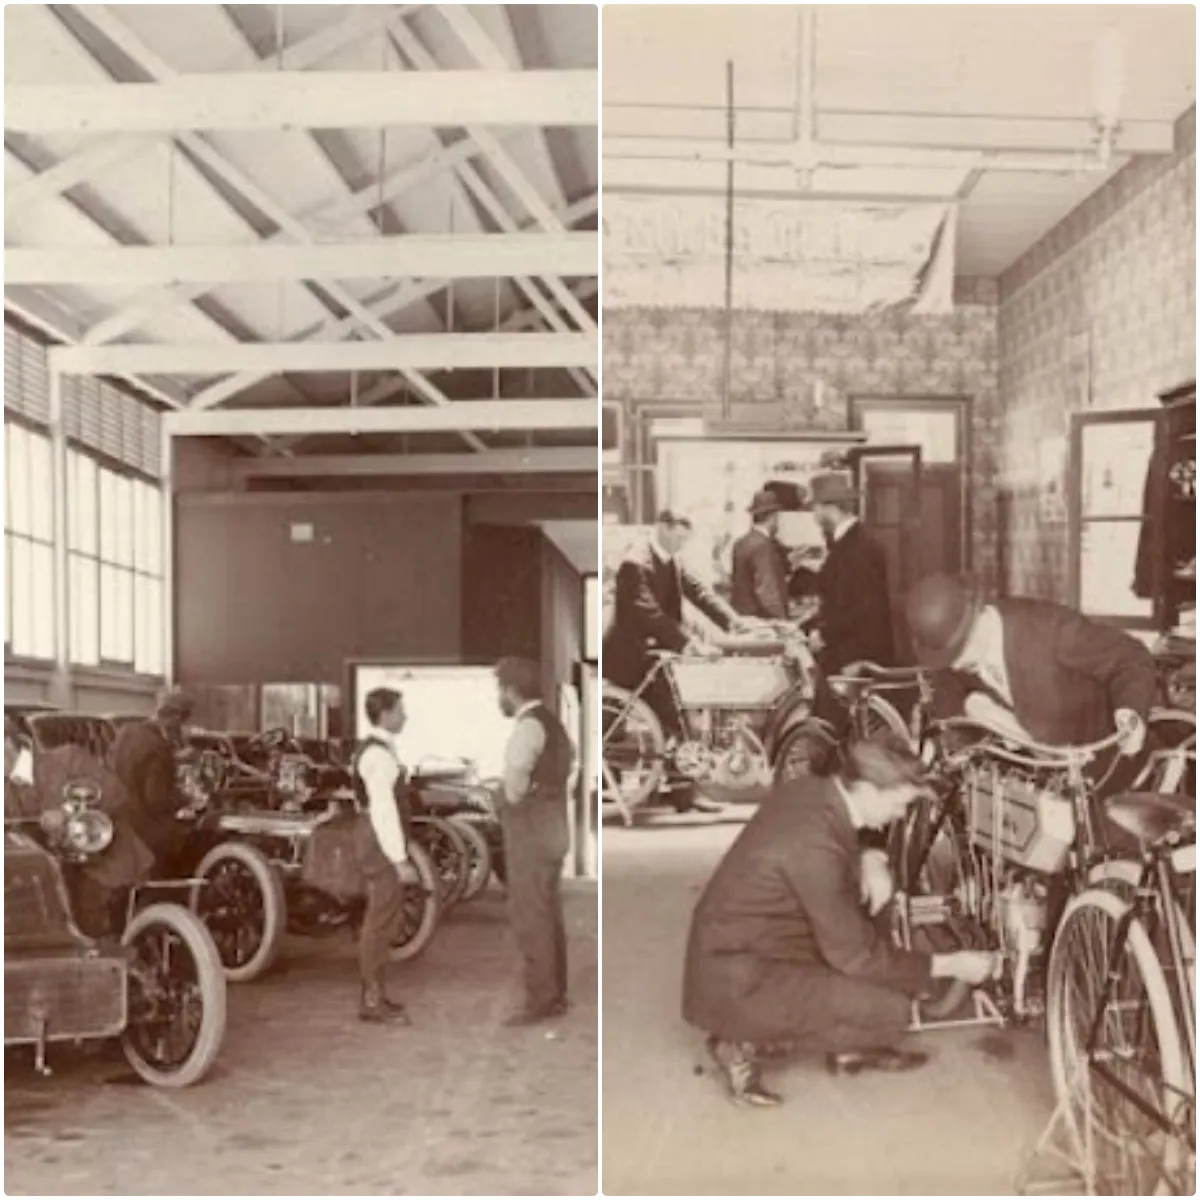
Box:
<box><xmin>602</xmin><ymin>811</ymin><xmax>1059</xmax><ymax>1196</ymax></box>
<box><xmin>6</xmin><ymin>885</ymin><xmax>597</xmax><ymax>1197</ymax></box>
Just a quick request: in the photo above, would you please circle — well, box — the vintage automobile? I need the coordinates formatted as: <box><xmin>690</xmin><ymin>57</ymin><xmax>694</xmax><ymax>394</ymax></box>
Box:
<box><xmin>5</xmin><ymin>773</ymin><xmax>227</xmax><ymax>1087</ymax></box>
<box><xmin>601</xmin><ymin>623</ymin><xmax>823</xmax><ymax>823</ymax></box>
<box><xmin>19</xmin><ymin>712</ymin><xmax>442</xmax><ymax>985</ymax></box>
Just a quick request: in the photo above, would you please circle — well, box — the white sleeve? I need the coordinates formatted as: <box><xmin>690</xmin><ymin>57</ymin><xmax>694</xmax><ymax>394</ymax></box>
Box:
<box><xmin>502</xmin><ymin>718</ymin><xmax>546</xmax><ymax>806</ymax></box>
<box><xmin>358</xmin><ymin>746</ymin><xmax>407</xmax><ymax>863</ymax></box>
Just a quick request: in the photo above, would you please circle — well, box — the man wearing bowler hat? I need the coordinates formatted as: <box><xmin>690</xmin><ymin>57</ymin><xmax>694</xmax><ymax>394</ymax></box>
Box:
<box><xmin>730</xmin><ymin>490</ymin><xmax>791</xmax><ymax>622</ymax></box>
<box><xmin>904</xmin><ymin>572</ymin><xmax>1154</xmax><ymax>758</ymax></box>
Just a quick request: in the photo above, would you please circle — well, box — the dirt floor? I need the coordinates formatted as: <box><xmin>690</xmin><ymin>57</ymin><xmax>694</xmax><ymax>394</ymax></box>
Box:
<box><xmin>5</xmin><ymin>883</ymin><xmax>597</xmax><ymax>1197</ymax></box>
<box><xmin>602</xmin><ymin>810</ymin><xmax>1060</xmax><ymax>1196</ymax></box>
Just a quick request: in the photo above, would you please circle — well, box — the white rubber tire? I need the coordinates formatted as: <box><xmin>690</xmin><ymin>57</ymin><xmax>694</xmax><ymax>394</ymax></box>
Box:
<box><xmin>602</xmin><ymin>684</ymin><xmax>666</xmax><ymax>812</ymax></box>
<box><xmin>189</xmin><ymin>841</ymin><xmax>287</xmax><ymax>984</ymax></box>
<box><xmin>120</xmin><ymin>903</ymin><xmax>228</xmax><ymax>1088</ymax></box>
<box><xmin>1047</xmin><ymin>886</ymin><xmax>1191</xmax><ymax>1185</ymax></box>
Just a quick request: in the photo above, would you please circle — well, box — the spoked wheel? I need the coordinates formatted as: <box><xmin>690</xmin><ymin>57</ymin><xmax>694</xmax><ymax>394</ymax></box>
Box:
<box><xmin>388</xmin><ymin>841</ymin><xmax>441</xmax><ymax>963</ymax></box>
<box><xmin>1047</xmin><ymin>887</ymin><xmax>1192</xmax><ymax>1195</ymax></box>
<box><xmin>189</xmin><ymin>841</ymin><xmax>286</xmax><ymax>983</ymax></box>
<box><xmin>412</xmin><ymin>816</ymin><xmax>470</xmax><ymax>908</ymax></box>
<box><xmin>120</xmin><ymin>903</ymin><xmax>227</xmax><ymax>1088</ymax></box>
<box><xmin>602</xmin><ymin>685</ymin><xmax>666</xmax><ymax>816</ymax></box>
<box><xmin>773</xmin><ymin>719</ymin><xmax>838</xmax><ymax>784</ymax></box>
<box><xmin>890</xmin><ymin>795</ymin><xmax>978</xmax><ymax>1020</ymax></box>
<box><xmin>446</xmin><ymin>816</ymin><xmax>493</xmax><ymax>901</ymax></box>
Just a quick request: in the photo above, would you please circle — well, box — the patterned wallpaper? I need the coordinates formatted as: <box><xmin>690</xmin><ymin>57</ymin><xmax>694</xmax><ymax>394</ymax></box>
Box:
<box><xmin>603</xmin><ymin>277</ymin><xmax>1002</xmax><ymax>591</ymax></box>
<box><xmin>997</xmin><ymin>107</ymin><xmax>1197</xmax><ymax>600</ymax></box>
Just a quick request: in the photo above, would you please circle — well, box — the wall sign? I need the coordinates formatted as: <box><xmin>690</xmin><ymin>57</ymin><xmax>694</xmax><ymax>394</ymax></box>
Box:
<box><xmin>603</xmin><ymin>194</ymin><xmax>956</xmax><ymax>314</ymax></box>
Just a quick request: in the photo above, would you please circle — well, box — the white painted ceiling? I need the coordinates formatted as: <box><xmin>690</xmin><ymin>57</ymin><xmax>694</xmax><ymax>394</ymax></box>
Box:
<box><xmin>4</xmin><ymin>3</ymin><xmax>598</xmax><ymax>457</ymax></box>
<box><xmin>603</xmin><ymin>4</ymin><xmax>1196</xmax><ymax>277</ymax></box>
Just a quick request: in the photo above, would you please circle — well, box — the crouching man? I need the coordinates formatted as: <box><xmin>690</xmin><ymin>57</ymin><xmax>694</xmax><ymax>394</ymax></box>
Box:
<box><xmin>682</xmin><ymin>731</ymin><xmax>998</xmax><ymax>1105</ymax></box>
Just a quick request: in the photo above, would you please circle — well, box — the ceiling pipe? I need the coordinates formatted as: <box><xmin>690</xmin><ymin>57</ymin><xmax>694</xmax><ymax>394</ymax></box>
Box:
<box><xmin>611</xmin><ymin>18</ymin><xmax>1128</xmax><ymax>178</ymax></box>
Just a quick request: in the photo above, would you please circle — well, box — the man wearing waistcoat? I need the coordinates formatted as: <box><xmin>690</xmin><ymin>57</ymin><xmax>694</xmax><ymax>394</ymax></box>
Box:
<box><xmin>495</xmin><ymin>657</ymin><xmax>576</xmax><ymax>1026</ymax></box>
<box><xmin>353</xmin><ymin>687</ymin><xmax>416</xmax><ymax>1025</ymax></box>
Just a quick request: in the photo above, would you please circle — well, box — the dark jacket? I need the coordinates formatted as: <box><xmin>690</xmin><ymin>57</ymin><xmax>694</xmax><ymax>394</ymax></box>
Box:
<box><xmin>930</xmin><ymin>597</ymin><xmax>1158</xmax><ymax>746</ymax></box>
<box><xmin>815</xmin><ymin>521</ymin><xmax>896</xmax><ymax>673</ymax></box>
<box><xmin>110</xmin><ymin>720</ymin><xmax>179</xmax><ymax>859</ymax></box>
<box><xmin>602</xmin><ymin>541</ymin><xmax>738</xmax><ymax>690</ymax></box>
<box><xmin>683</xmin><ymin>776</ymin><xmax>931</xmax><ymax>1039</ymax></box>
<box><xmin>730</xmin><ymin>527</ymin><xmax>790</xmax><ymax>621</ymax></box>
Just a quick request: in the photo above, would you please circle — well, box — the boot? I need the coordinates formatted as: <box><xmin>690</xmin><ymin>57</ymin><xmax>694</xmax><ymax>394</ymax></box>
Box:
<box><xmin>705</xmin><ymin>1036</ymin><xmax>782</xmax><ymax>1107</ymax></box>
<box><xmin>359</xmin><ymin>981</ymin><xmax>411</xmax><ymax>1025</ymax></box>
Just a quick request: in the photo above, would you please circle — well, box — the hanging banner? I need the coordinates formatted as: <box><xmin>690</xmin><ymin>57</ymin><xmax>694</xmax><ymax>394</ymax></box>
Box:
<box><xmin>603</xmin><ymin>194</ymin><xmax>956</xmax><ymax>315</ymax></box>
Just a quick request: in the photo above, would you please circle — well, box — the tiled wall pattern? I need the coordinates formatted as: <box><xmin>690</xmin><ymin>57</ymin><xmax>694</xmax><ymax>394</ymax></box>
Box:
<box><xmin>997</xmin><ymin>108</ymin><xmax>1197</xmax><ymax>600</ymax></box>
<box><xmin>603</xmin><ymin>278</ymin><xmax>1002</xmax><ymax>591</ymax></box>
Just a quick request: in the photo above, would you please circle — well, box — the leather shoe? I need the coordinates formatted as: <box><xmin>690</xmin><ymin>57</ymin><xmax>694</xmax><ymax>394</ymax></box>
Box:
<box><xmin>360</xmin><ymin>986</ymin><xmax>411</xmax><ymax>1025</ymax></box>
<box><xmin>705</xmin><ymin>1036</ymin><xmax>783</xmax><ymax>1107</ymax></box>
<box><xmin>825</xmin><ymin>1047</ymin><xmax>928</xmax><ymax>1076</ymax></box>
<box><xmin>686</xmin><ymin>795</ymin><xmax>726</xmax><ymax>815</ymax></box>
<box><xmin>503</xmin><ymin>1004</ymin><xmax>563</xmax><ymax>1028</ymax></box>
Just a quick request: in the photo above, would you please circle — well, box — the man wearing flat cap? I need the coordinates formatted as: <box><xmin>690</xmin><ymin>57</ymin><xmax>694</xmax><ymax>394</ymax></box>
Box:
<box><xmin>730</xmin><ymin>490</ymin><xmax>790</xmax><ymax>622</ymax></box>
<box><xmin>682</xmin><ymin>730</ymin><xmax>999</xmax><ymax>1105</ymax></box>
<box><xmin>904</xmin><ymin>572</ymin><xmax>1155</xmax><ymax>757</ymax></box>
<box><xmin>111</xmin><ymin>689</ymin><xmax>194</xmax><ymax>872</ymax></box>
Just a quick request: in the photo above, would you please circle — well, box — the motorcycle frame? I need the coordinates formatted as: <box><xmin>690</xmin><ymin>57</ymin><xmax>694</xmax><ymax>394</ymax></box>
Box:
<box><xmin>895</xmin><ymin>737</ymin><xmax>1117</xmax><ymax>1029</ymax></box>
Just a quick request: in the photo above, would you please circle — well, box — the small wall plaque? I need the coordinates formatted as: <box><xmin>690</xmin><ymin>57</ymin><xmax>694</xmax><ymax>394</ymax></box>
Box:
<box><xmin>290</xmin><ymin>522</ymin><xmax>315</xmax><ymax>544</ymax></box>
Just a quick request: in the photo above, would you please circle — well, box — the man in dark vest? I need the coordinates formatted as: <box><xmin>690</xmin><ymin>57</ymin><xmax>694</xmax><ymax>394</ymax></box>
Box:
<box><xmin>494</xmin><ymin>657</ymin><xmax>576</xmax><ymax>1026</ymax></box>
<box><xmin>352</xmin><ymin>687</ymin><xmax>416</xmax><ymax>1025</ymax></box>
<box><xmin>111</xmin><ymin>689</ymin><xmax>193</xmax><ymax>871</ymax></box>
<box><xmin>730</xmin><ymin>490</ymin><xmax>790</xmax><ymax>621</ymax></box>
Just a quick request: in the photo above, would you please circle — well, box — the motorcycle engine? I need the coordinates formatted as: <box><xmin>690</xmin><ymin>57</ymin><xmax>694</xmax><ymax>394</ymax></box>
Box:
<box><xmin>679</xmin><ymin>712</ymin><xmax>771</xmax><ymax>790</ymax></box>
<box><xmin>993</xmin><ymin>874</ymin><xmax>1050</xmax><ymax>1019</ymax></box>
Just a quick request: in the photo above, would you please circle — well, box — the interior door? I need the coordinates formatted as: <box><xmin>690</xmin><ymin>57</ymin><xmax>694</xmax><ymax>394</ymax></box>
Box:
<box><xmin>846</xmin><ymin>445</ymin><xmax>923</xmax><ymax>664</ymax></box>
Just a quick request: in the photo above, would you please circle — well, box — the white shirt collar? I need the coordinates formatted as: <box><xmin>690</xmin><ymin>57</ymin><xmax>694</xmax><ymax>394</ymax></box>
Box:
<box><xmin>514</xmin><ymin>700</ymin><xmax>541</xmax><ymax>721</ymax></box>
<box><xmin>831</xmin><ymin>514</ymin><xmax>858</xmax><ymax>543</ymax></box>
<box><xmin>953</xmin><ymin>604</ymin><xmax>1001</xmax><ymax>671</ymax></box>
<box><xmin>367</xmin><ymin>725</ymin><xmax>397</xmax><ymax>749</ymax></box>
<box><xmin>650</xmin><ymin>532</ymin><xmax>674</xmax><ymax>564</ymax></box>
<box><xmin>833</xmin><ymin>776</ymin><xmax>865</xmax><ymax>829</ymax></box>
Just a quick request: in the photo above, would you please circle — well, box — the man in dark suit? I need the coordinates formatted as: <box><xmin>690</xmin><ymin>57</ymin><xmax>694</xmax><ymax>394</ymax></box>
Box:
<box><xmin>904</xmin><ymin>573</ymin><xmax>1154</xmax><ymax>756</ymax></box>
<box><xmin>111</xmin><ymin>690</ymin><xmax>193</xmax><ymax>872</ymax></box>
<box><xmin>809</xmin><ymin>472</ymin><xmax>896</xmax><ymax>675</ymax></box>
<box><xmin>730</xmin><ymin>490</ymin><xmax>790</xmax><ymax>621</ymax></box>
<box><xmin>683</xmin><ymin>732</ymin><xmax>997</xmax><ymax>1105</ymax></box>
<box><xmin>603</xmin><ymin>510</ymin><xmax>744</xmax><ymax>813</ymax></box>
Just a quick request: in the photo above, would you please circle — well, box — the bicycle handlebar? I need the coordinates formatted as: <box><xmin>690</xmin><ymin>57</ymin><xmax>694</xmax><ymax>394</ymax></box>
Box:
<box><xmin>934</xmin><ymin>716</ymin><xmax>1126</xmax><ymax>765</ymax></box>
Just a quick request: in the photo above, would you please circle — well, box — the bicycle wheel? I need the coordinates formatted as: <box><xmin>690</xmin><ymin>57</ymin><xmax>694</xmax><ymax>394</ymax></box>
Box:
<box><xmin>601</xmin><ymin>685</ymin><xmax>666</xmax><ymax>813</ymax></box>
<box><xmin>1047</xmin><ymin>887</ymin><xmax>1192</xmax><ymax>1195</ymax></box>
<box><xmin>890</xmin><ymin>796</ymin><xmax>977</xmax><ymax>1020</ymax></box>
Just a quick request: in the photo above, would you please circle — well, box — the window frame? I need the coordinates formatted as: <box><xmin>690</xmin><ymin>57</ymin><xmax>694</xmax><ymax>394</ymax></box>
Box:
<box><xmin>1067</xmin><ymin>408</ymin><xmax>1161</xmax><ymax>631</ymax></box>
<box><xmin>4</xmin><ymin>414</ymin><xmax>57</xmax><ymax>664</ymax></box>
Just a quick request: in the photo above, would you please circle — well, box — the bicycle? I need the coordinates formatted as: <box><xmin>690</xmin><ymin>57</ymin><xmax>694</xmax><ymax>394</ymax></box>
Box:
<box><xmin>890</xmin><ymin>718</ymin><xmax>1146</xmax><ymax>1023</ymax></box>
<box><xmin>1045</xmin><ymin>791</ymin><xmax>1195</xmax><ymax>1194</ymax></box>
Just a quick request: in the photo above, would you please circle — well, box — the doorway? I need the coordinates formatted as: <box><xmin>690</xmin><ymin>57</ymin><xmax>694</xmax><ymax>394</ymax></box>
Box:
<box><xmin>849</xmin><ymin>397</ymin><xmax>969</xmax><ymax>580</ymax></box>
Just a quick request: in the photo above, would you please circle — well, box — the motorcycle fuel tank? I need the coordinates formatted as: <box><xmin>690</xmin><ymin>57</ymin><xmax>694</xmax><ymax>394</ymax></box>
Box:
<box><xmin>670</xmin><ymin>659</ymin><xmax>795</xmax><ymax>710</ymax></box>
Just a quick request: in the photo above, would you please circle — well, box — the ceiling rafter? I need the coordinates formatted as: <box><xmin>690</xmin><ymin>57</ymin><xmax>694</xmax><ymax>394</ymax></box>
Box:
<box><xmin>5</xmin><ymin>5</ymin><xmax>393</xmax><ymax>214</ymax></box>
<box><xmin>57</xmin><ymin>4</ymin><xmax>486</xmax><ymax>450</ymax></box>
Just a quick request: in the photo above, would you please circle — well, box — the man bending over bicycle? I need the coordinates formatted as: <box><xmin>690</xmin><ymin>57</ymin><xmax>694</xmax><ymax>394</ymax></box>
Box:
<box><xmin>903</xmin><ymin>574</ymin><xmax>1156</xmax><ymax>781</ymax></box>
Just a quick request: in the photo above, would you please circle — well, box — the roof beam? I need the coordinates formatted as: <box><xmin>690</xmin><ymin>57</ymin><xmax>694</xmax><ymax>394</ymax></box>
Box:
<box><xmin>50</xmin><ymin>333</ymin><xmax>598</xmax><ymax>376</ymax></box>
<box><xmin>7</xmin><ymin>233</ymin><xmax>599</xmax><ymax>287</ymax></box>
<box><xmin>60</xmin><ymin>3</ymin><xmax>476</xmax><ymax>451</ymax></box>
<box><xmin>232</xmin><ymin>447</ymin><xmax>597</xmax><ymax>480</ymax></box>
<box><xmin>4</xmin><ymin>4</ymin><xmax>392</xmax><ymax>213</ymax></box>
<box><xmin>5</xmin><ymin>71</ymin><xmax>599</xmax><ymax>135</ymax></box>
<box><xmin>392</xmin><ymin>15</ymin><xmax>596</xmax><ymax>339</ymax></box>
<box><xmin>164</xmin><ymin>400</ymin><xmax>597</xmax><ymax>439</ymax></box>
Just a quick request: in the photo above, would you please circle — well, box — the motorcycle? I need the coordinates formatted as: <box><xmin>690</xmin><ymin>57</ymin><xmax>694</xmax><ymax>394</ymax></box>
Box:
<box><xmin>601</xmin><ymin>622</ymin><xmax>819</xmax><ymax>823</ymax></box>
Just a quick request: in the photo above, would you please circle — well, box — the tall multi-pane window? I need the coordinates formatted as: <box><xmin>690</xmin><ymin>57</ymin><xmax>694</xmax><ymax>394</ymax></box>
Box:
<box><xmin>4</xmin><ymin>420</ymin><xmax>56</xmax><ymax>659</ymax></box>
<box><xmin>68</xmin><ymin>449</ymin><xmax>164</xmax><ymax>675</ymax></box>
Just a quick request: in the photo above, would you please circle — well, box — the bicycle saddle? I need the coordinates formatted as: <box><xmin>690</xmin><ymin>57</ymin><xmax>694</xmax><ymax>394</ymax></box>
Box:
<box><xmin>830</xmin><ymin>662</ymin><xmax>923</xmax><ymax>696</ymax></box>
<box><xmin>1105</xmin><ymin>792</ymin><xmax>1196</xmax><ymax>847</ymax></box>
